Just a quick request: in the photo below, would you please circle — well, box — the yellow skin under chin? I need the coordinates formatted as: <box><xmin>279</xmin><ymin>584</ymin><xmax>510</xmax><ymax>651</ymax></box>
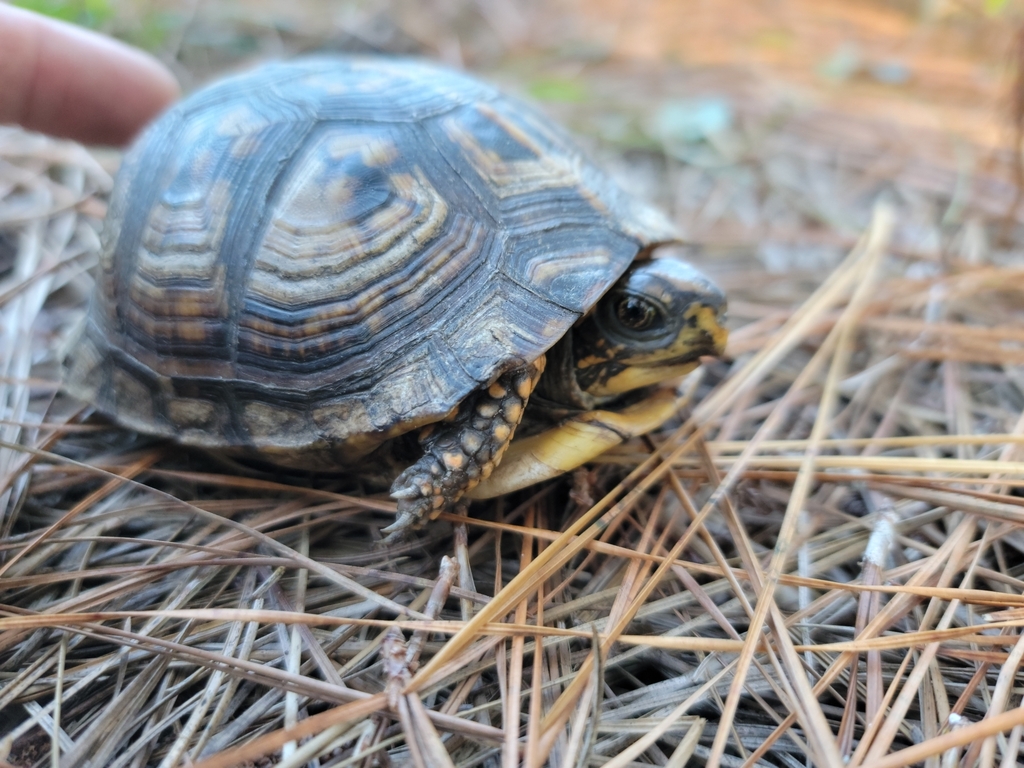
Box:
<box><xmin>588</xmin><ymin>360</ymin><xmax>700</xmax><ymax>398</ymax></box>
<box><xmin>465</xmin><ymin>387</ymin><xmax>680</xmax><ymax>499</ymax></box>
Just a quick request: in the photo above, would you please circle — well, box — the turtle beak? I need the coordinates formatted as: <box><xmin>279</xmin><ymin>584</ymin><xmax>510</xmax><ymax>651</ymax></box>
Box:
<box><xmin>690</xmin><ymin>292</ymin><xmax>728</xmax><ymax>359</ymax></box>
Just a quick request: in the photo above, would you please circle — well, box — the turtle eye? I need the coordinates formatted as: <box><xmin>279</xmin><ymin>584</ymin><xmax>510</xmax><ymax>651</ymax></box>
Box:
<box><xmin>615</xmin><ymin>296</ymin><xmax>661</xmax><ymax>332</ymax></box>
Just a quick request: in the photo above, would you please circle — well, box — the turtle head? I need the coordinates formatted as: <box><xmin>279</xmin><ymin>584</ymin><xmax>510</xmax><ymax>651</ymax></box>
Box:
<box><xmin>572</xmin><ymin>257</ymin><xmax>727</xmax><ymax>399</ymax></box>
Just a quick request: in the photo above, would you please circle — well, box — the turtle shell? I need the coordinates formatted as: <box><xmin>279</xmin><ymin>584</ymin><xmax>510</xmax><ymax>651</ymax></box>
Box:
<box><xmin>68</xmin><ymin>57</ymin><xmax>680</xmax><ymax>462</ymax></box>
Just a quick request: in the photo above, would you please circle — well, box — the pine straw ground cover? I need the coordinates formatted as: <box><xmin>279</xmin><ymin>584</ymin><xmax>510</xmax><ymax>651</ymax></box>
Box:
<box><xmin>5</xmin><ymin>63</ymin><xmax>1024</xmax><ymax>768</ymax></box>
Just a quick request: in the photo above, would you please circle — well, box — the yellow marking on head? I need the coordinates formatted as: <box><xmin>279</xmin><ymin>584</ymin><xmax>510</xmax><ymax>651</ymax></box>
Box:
<box><xmin>576</xmin><ymin>353</ymin><xmax>618</xmax><ymax>370</ymax></box>
<box><xmin>492</xmin><ymin>424</ymin><xmax>511</xmax><ymax>442</ymax></box>
<box><xmin>488</xmin><ymin>382</ymin><xmax>507</xmax><ymax>398</ymax></box>
<box><xmin>694</xmin><ymin>304</ymin><xmax>729</xmax><ymax>355</ymax></box>
<box><xmin>616</xmin><ymin>305</ymin><xmax>727</xmax><ymax>367</ymax></box>
<box><xmin>581</xmin><ymin>303</ymin><xmax>726</xmax><ymax>397</ymax></box>
<box><xmin>587</xmin><ymin>361</ymin><xmax>700</xmax><ymax>397</ymax></box>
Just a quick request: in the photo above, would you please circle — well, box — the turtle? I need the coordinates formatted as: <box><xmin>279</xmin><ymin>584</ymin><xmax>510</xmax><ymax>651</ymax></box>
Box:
<box><xmin>66</xmin><ymin>56</ymin><xmax>728</xmax><ymax>531</ymax></box>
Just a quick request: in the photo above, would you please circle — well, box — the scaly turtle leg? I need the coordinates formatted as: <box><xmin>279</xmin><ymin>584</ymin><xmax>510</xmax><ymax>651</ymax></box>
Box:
<box><xmin>385</xmin><ymin>358</ymin><xmax>545</xmax><ymax>532</ymax></box>
<box><xmin>464</xmin><ymin>388</ymin><xmax>679</xmax><ymax>500</ymax></box>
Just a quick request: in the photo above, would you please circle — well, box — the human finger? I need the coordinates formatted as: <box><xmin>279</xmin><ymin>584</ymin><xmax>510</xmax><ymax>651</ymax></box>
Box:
<box><xmin>0</xmin><ymin>4</ymin><xmax>180</xmax><ymax>145</ymax></box>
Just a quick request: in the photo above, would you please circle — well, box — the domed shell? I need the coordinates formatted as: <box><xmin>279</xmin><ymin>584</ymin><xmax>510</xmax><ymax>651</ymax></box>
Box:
<box><xmin>69</xmin><ymin>57</ymin><xmax>680</xmax><ymax>460</ymax></box>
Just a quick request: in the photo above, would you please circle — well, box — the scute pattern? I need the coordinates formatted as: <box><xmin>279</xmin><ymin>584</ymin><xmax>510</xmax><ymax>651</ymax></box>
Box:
<box><xmin>238</xmin><ymin>126</ymin><xmax>453</xmax><ymax>375</ymax></box>
<box><xmin>443</xmin><ymin>277</ymin><xmax>574</xmax><ymax>381</ymax></box>
<box><xmin>69</xmin><ymin>57</ymin><xmax>680</xmax><ymax>457</ymax></box>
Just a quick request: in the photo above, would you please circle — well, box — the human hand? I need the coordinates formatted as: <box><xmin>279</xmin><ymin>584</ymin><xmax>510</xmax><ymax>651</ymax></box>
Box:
<box><xmin>0</xmin><ymin>4</ymin><xmax>180</xmax><ymax>145</ymax></box>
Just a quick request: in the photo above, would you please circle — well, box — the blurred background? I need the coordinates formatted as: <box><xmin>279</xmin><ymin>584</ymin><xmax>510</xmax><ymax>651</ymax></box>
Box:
<box><xmin>12</xmin><ymin>0</ymin><xmax>1024</xmax><ymax>285</ymax></box>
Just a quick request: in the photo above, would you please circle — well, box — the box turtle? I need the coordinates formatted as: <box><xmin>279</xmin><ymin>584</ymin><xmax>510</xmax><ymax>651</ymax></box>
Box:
<box><xmin>66</xmin><ymin>57</ymin><xmax>727</xmax><ymax>531</ymax></box>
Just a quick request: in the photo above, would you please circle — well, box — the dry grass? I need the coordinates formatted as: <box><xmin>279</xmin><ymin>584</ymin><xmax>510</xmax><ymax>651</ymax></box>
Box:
<box><xmin>5</xmin><ymin>2</ymin><xmax>1024</xmax><ymax>767</ymax></box>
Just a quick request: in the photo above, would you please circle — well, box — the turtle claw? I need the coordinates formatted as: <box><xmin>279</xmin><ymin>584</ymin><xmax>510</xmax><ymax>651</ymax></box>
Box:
<box><xmin>384</xmin><ymin>487</ymin><xmax>436</xmax><ymax>531</ymax></box>
<box><xmin>382</xmin><ymin>362</ymin><xmax>542</xmax><ymax>536</ymax></box>
<box><xmin>389</xmin><ymin>486</ymin><xmax>421</xmax><ymax>501</ymax></box>
<box><xmin>381</xmin><ymin>510</ymin><xmax>419</xmax><ymax>535</ymax></box>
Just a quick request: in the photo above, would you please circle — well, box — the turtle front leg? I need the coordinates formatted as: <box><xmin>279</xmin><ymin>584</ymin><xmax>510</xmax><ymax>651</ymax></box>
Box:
<box><xmin>384</xmin><ymin>358</ymin><xmax>545</xmax><ymax>533</ymax></box>
<box><xmin>464</xmin><ymin>387</ymin><xmax>679</xmax><ymax>500</ymax></box>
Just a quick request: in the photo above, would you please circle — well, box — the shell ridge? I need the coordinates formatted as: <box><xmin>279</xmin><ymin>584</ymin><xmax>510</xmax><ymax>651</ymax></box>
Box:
<box><xmin>420</xmin><ymin>113</ymin><xmax>505</xmax><ymax>231</ymax></box>
<box><xmin>109</xmin><ymin>111</ymin><xmax>187</xmax><ymax>338</ymax></box>
<box><xmin>222</xmin><ymin>121</ymin><xmax>320</xmax><ymax>368</ymax></box>
<box><xmin>232</xmin><ymin>222</ymin><xmax>495</xmax><ymax>386</ymax></box>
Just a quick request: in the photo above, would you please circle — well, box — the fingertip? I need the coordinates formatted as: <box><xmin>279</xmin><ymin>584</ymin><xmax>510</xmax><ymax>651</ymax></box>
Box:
<box><xmin>95</xmin><ymin>37</ymin><xmax>182</xmax><ymax>144</ymax></box>
<box><xmin>0</xmin><ymin>5</ymin><xmax>181</xmax><ymax>145</ymax></box>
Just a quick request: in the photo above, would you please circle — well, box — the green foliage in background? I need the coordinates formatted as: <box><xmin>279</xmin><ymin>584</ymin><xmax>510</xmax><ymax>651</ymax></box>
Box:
<box><xmin>12</xmin><ymin>0</ymin><xmax>185</xmax><ymax>52</ymax></box>
<box><xmin>119</xmin><ymin>11</ymin><xmax>179</xmax><ymax>53</ymax></box>
<box><xmin>528</xmin><ymin>78</ymin><xmax>588</xmax><ymax>103</ymax></box>
<box><xmin>12</xmin><ymin>0</ymin><xmax>113</xmax><ymax>29</ymax></box>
